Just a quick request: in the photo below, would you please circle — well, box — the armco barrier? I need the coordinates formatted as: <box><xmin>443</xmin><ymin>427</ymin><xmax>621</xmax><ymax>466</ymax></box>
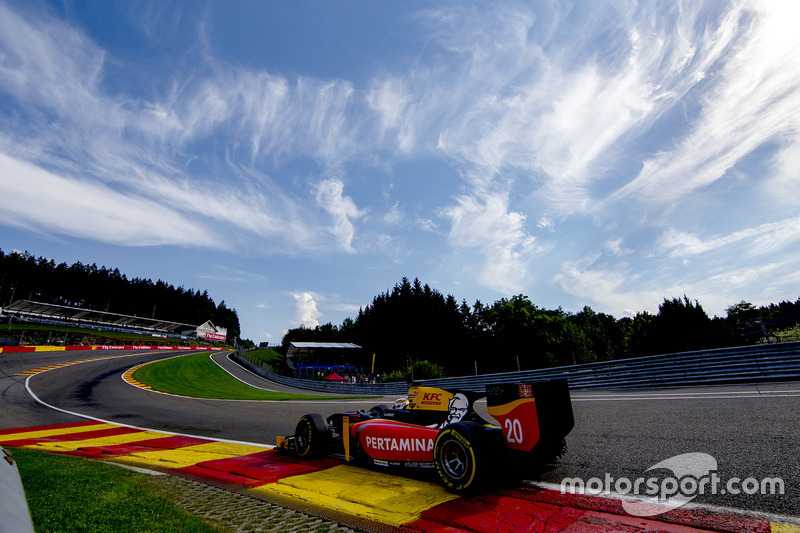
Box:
<box><xmin>233</xmin><ymin>353</ymin><xmax>409</xmax><ymax>395</ymax></box>
<box><xmin>233</xmin><ymin>341</ymin><xmax>800</xmax><ymax>393</ymax></box>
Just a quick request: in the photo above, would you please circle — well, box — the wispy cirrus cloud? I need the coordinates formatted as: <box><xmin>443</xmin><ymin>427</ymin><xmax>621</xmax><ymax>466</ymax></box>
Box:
<box><xmin>0</xmin><ymin>154</ymin><xmax>220</xmax><ymax>247</ymax></box>
<box><xmin>661</xmin><ymin>215</ymin><xmax>800</xmax><ymax>258</ymax></box>
<box><xmin>609</xmin><ymin>1</ymin><xmax>800</xmax><ymax>210</ymax></box>
<box><xmin>376</xmin><ymin>0</ymin><xmax>800</xmax><ymax>301</ymax></box>
<box><xmin>0</xmin><ymin>0</ymin><xmax>372</xmax><ymax>255</ymax></box>
<box><xmin>557</xmin><ymin>251</ymin><xmax>798</xmax><ymax>318</ymax></box>
<box><xmin>555</xmin><ymin>255</ymin><xmax>664</xmax><ymax>316</ymax></box>
<box><xmin>315</xmin><ymin>178</ymin><xmax>364</xmax><ymax>253</ymax></box>
<box><xmin>2</xmin><ymin>0</ymin><xmax>799</xmax><ymax>333</ymax></box>
<box><xmin>365</xmin><ymin>2</ymin><xmax>732</xmax><ymax>293</ymax></box>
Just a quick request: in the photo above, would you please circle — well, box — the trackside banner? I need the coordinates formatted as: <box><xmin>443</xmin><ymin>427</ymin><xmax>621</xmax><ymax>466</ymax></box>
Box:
<box><xmin>0</xmin><ymin>345</ymin><xmax>229</xmax><ymax>353</ymax></box>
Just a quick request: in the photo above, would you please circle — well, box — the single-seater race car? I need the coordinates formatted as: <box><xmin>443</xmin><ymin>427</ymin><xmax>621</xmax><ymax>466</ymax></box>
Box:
<box><xmin>277</xmin><ymin>379</ymin><xmax>574</xmax><ymax>493</ymax></box>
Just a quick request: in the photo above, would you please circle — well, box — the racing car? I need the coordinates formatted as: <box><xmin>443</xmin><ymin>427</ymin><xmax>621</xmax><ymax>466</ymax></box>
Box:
<box><xmin>276</xmin><ymin>379</ymin><xmax>574</xmax><ymax>493</ymax></box>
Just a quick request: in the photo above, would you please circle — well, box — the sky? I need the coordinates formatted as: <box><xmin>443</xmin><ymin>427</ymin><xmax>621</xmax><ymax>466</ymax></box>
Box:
<box><xmin>1</xmin><ymin>0</ymin><xmax>799</xmax><ymax>343</ymax></box>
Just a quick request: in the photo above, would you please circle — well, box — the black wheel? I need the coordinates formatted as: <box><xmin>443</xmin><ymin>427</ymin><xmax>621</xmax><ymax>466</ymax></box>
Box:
<box><xmin>295</xmin><ymin>414</ymin><xmax>329</xmax><ymax>458</ymax></box>
<box><xmin>433</xmin><ymin>422</ymin><xmax>486</xmax><ymax>493</ymax></box>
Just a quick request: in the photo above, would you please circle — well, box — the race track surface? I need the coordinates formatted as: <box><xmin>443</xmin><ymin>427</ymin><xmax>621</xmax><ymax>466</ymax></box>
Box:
<box><xmin>1</xmin><ymin>349</ymin><xmax>798</xmax><ymax>518</ymax></box>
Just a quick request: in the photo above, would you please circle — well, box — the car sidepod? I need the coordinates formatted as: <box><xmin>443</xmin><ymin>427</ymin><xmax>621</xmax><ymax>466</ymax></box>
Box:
<box><xmin>351</xmin><ymin>419</ymin><xmax>439</xmax><ymax>464</ymax></box>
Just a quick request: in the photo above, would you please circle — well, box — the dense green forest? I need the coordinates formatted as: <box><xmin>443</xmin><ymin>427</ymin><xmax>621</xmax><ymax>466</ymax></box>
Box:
<box><xmin>283</xmin><ymin>276</ymin><xmax>800</xmax><ymax>376</ymax></box>
<box><xmin>0</xmin><ymin>249</ymin><xmax>240</xmax><ymax>342</ymax></box>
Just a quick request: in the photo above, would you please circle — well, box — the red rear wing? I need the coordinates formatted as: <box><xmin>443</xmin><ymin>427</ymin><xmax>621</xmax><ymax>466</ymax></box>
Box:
<box><xmin>486</xmin><ymin>380</ymin><xmax>573</xmax><ymax>453</ymax></box>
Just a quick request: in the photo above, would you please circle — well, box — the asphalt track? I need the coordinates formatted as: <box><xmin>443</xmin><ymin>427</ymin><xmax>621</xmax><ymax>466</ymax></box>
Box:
<box><xmin>1</xmin><ymin>349</ymin><xmax>799</xmax><ymax>520</ymax></box>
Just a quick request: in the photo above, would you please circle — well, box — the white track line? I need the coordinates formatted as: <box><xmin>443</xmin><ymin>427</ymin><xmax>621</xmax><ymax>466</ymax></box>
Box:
<box><xmin>24</xmin><ymin>366</ymin><xmax>269</xmax><ymax>448</ymax></box>
<box><xmin>209</xmin><ymin>352</ymin><xmax>286</xmax><ymax>392</ymax></box>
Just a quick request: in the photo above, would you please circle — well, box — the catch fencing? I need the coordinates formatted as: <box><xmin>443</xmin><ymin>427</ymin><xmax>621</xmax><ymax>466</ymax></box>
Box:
<box><xmin>232</xmin><ymin>341</ymin><xmax>800</xmax><ymax>395</ymax></box>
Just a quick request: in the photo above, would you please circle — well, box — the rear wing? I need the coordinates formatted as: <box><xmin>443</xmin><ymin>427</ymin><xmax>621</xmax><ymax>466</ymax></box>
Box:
<box><xmin>486</xmin><ymin>379</ymin><xmax>574</xmax><ymax>453</ymax></box>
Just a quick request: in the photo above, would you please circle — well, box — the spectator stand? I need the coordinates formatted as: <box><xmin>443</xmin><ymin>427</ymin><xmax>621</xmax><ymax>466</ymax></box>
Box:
<box><xmin>287</xmin><ymin>342</ymin><xmax>372</xmax><ymax>382</ymax></box>
<box><xmin>0</xmin><ymin>299</ymin><xmax>214</xmax><ymax>345</ymax></box>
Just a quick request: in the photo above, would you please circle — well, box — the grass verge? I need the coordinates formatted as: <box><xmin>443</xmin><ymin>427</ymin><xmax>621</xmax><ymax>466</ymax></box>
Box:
<box><xmin>132</xmin><ymin>352</ymin><xmax>372</xmax><ymax>400</ymax></box>
<box><xmin>243</xmin><ymin>348</ymin><xmax>284</xmax><ymax>365</ymax></box>
<box><xmin>12</xmin><ymin>448</ymin><xmax>219</xmax><ymax>533</ymax></box>
<box><xmin>238</xmin><ymin>347</ymin><xmax>286</xmax><ymax>374</ymax></box>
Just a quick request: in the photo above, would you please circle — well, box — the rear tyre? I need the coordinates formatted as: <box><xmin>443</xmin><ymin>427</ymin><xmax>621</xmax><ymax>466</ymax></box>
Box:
<box><xmin>295</xmin><ymin>414</ymin><xmax>329</xmax><ymax>458</ymax></box>
<box><xmin>433</xmin><ymin>422</ymin><xmax>487</xmax><ymax>493</ymax></box>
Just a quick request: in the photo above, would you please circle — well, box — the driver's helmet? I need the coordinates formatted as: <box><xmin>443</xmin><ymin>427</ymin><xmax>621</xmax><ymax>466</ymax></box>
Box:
<box><xmin>392</xmin><ymin>397</ymin><xmax>410</xmax><ymax>409</ymax></box>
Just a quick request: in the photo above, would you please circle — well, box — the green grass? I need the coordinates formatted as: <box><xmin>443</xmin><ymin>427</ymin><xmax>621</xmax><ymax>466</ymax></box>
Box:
<box><xmin>243</xmin><ymin>347</ymin><xmax>284</xmax><ymax>365</ymax></box>
<box><xmin>132</xmin><ymin>351</ymin><xmax>371</xmax><ymax>400</ymax></box>
<box><xmin>237</xmin><ymin>347</ymin><xmax>285</xmax><ymax>373</ymax></box>
<box><xmin>12</xmin><ymin>448</ymin><xmax>219</xmax><ymax>533</ymax></box>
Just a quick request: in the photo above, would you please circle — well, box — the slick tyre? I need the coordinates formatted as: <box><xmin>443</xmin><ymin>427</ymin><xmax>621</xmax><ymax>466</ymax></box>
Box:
<box><xmin>433</xmin><ymin>422</ymin><xmax>486</xmax><ymax>493</ymax></box>
<box><xmin>295</xmin><ymin>414</ymin><xmax>329</xmax><ymax>459</ymax></box>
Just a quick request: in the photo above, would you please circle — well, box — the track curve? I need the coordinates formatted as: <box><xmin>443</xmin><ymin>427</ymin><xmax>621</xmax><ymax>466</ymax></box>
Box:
<box><xmin>6</xmin><ymin>350</ymin><xmax>394</xmax><ymax>443</ymax></box>
<box><xmin>2</xmin><ymin>349</ymin><xmax>799</xmax><ymax>517</ymax></box>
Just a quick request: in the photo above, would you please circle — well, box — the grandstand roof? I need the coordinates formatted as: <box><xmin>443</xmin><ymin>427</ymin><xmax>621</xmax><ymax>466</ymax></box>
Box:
<box><xmin>1</xmin><ymin>300</ymin><xmax>196</xmax><ymax>333</ymax></box>
<box><xmin>287</xmin><ymin>342</ymin><xmax>362</xmax><ymax>356</ymax></box>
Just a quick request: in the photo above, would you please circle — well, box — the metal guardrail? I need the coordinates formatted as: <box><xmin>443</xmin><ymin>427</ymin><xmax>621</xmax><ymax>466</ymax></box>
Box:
<box><xmin>232</xmin><ymin>341</ymin><xmax>800</xmax><ymax>395</ymax></box>
<box><xmin>232</xmin><ymin>354</ymin><xmax>409</xmax><ymax>395</ymax></box>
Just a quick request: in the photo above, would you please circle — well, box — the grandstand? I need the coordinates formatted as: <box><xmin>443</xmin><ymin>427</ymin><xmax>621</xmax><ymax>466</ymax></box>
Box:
<box><xmin>0</xmin><ymin>299</ymin><xmax>197</xmax><ymax>339</ymax></box>
<box><xmin>286</xmin><ymin>342</ymin><xmax>365</xmax><ymax>376</ymax></box>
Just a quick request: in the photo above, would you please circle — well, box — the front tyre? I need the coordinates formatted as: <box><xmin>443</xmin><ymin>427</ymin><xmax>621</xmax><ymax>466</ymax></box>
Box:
<box><xmin>433</xmin><ymin>422</ymin><xmax>486</xmax><ymax>493</ymax></box>
<box><xmin>295</xmin><ymin>414</ymin><xmax>329</xmax><ymax>459</ymax></box>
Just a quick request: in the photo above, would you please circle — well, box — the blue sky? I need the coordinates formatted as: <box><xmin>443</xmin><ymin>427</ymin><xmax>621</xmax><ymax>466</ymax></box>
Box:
<box><xmin>1</xmin><ymin>0</ymin><xmax>799</xmax><ymax>343</ymax></box>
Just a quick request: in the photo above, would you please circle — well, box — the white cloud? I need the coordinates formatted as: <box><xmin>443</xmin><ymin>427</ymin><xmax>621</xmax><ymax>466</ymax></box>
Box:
<box><xmin>556</xmin><ymin>259</ymin><xmax>659</xmax><ymax>316</ymax></box>
<box><xmin>442</xmin><ymin>191</ymin><xmax>541</xmax><ymax>293</ymax></box>
<box><xmin>0</xmin><ymin>0</ymin><xmax>374</xmax><ymax>256</ymax></box>
<box><xmin>0</xmin><ymin>2</ymin><xmax>110</xmax><ymax>126</ymax></box>
<box><xmin>407</xmin><ymin>2</ymin><xmax>746</xmax><ymax>289</ymax></box>
<box><xmin>366</xmin><ymin>76</ymin><xmax>413</xmax><ymax>150</ymax></box>
<box><xmin>610</xmin><ymin>1</ymin><xmax>800</xmax><ymax>210</ymax></box>
<box><xmin>315</xmin><ymin>178</ymin><xmax>364</xmax><ymax>253</ymax></box>
<box><xmin>660</xmin><ymin>215</ymin><xmax>800</xmax><ymax>258</ymax></box>
<box><xmin>374</xmin><ymin>233</ymin><xmax>407</xmax><ymax>264</ymax></box>
<box><xmin>425</xmin><ymin>2</ymin><xmax>714</xmax><ymax>209</ymax></box>
<box><xmin>291</xmin><ymin>292</ymin><xmax>321</xmax><ymax>328</ymax></box>
<box><xmin>605</xmin><ymin>238</ymin><xmax>632</xmax><ymax>257</ymax></box>
<box><xmin>536</xmin><ymin>217</ymin><xmax>555</xmax><ymax>232</ymax></box>
<box><xmin>765</xmin><ymin>137</ymin><xmax>800</xmax><ymax>207</ymax></box>
<box><xmin>0</xmin><ymin>153</ymin><xmax>221</xmax><ymax>247</ymax></box>
<box><xmin>408</xmin><ymin>1</ymin><xmax>800</xmax><ymax>305</ymax></box>
<box><xmin>416</xmin><ymin>218</ymin><xmax>438</xmax><ymax>232</ymax></box>
<box><xmin>383</xmin><ymin>201</ymin><xmax>404</xmax><ymax>225</ymax></box>
<box><xmin>557</xmin><ymin>250</ymin><xmax>799</xmax><ymax>318</ymax></box>
<box><xmin>2</xmin><ymin>0</ymin><xmax>800</xmax><ymax>330</ymax></box>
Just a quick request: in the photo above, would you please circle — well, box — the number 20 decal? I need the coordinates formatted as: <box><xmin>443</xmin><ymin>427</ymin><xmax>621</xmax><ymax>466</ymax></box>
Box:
<box><xmin>504</xmin><ymin>418</ymin><xmax>524</xmax><ymax>444</ymax></box>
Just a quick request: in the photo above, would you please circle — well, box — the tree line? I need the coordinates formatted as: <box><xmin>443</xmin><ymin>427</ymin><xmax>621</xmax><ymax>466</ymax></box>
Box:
<box><xmin>283</xmin><ymin>276</ymin><xmax>800</xmax><ymax>376</ymax></box>
<box><xmin>0</xmin><ymin>249</ymin><xmax>240</xmax><ymax>341</ymax></box>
